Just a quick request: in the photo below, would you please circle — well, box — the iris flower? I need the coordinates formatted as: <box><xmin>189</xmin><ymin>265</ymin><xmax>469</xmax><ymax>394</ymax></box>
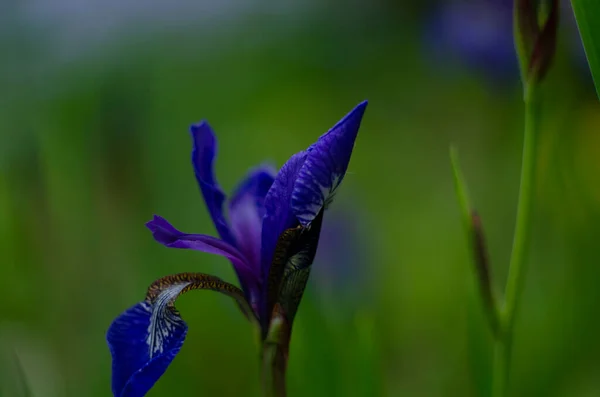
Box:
<box><xmin>312</xmin><ymin>207</ymin><xmax>372</xmax><ymax>314</ymax></box>
<box><xmin>424</xmin><ymin>0</ymin><xmax>518</xmax><ymax>83</ymax></box>
<box><xmin>106</xmin><ymin>101</ymin><xmax>368</xmax><ymax>397</ymax></box>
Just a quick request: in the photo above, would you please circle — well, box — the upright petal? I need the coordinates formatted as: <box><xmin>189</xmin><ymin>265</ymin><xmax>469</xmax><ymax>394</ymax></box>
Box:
<box><xmin>261</xmin><ymin>153</ymin><xmax>307</xmax><ymax>277</ymax></box>
<box><xmin>230</xmin><ymin>165</ymin><xmax>277</xmax><ymax>212</ymax></box>
<box><xmin>260</xmin><ymin>152</ymin><xmax>307</xmax><ymax>323</ymax></box>
<box><xmin>190</xmin><ymin>122</ymin><xmax>235</xmax><ymax>244</ymax></box>
<box><xmin>291</xmin><ymin>101</ymin><xmax>367</xmax><ymax>226</ymax></box>
<box><xmin>146</xmin><ymin>215</ymin><xmax>259</xmax><ymax>304</ymax></box>
<box><xmin>228</xmin><ymin>165</ymin><xmax>277</xmax><ymax>270</ymax></box>
<box><xmin>107</xmin><ymin>273</ymin><xmax>256</xmax><ymax>397</ymax></box>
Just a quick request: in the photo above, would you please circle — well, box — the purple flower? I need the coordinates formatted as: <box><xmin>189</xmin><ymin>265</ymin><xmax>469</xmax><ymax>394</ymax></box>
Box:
<box><xmin>424</xmin><ymin>0</ymin><xmax>519</xmax><ymax>82</ymax></box>
<box><xmin>106</xmin><ymin>101</ymin><xmax>368</xmax><ymax>397</ymax></box>
<box><xmin>312</xmin><ymin>206</ymin><xmax>372</xmax><ymax>311</ymax></box>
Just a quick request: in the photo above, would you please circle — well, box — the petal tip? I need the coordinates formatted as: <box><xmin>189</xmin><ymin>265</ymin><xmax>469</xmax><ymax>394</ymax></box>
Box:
<box><xmin>190</xmin><ymin>121</ymin><xmax>217</xmax><ymax>151</ymax></box>
<box><xmin>190</xmin><ymin>120</ymin><xmax>212</xmax><ymax>134</ymax></box>
<box><xmin>341</xmin><ymin>100</ymin><xmax>368</xmax><ymax>128</ymax></box>
<box><xmin>146</xmin><ymin>216</ymin><xmax>181</xmax><ymax>246</ymax></box>
<box><xmin>290</xmin><ymin>102</ymin><xmax>367</xmax><ymax>226</ymax></box>
<box><xmin>355</xmin><ymin>99</ymin><xmax>368</xmax><ymax>111</ymax></box>
<box><xmin>145</xmin><ymin>215</ymin><xmax>163</xmax><ymax>229</ymax></box>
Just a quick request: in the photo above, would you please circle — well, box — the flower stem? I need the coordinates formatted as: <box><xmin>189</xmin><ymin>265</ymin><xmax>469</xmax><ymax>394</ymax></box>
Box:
<box><xmin>491</xmin><ymin>337</ymin><xmax>509</xmax><ymax>397</ymax></box>
<box><xmin>492</xmin><ymin>83</ymin><xmax>541</xmax><ymax>397</ymax></box>
<box><xmin>261</xmin><ymin>313</ymin><xmax>290</xmax><ymax>397</ymax></box>
<box><xmin>503</xmin><ymin>83</ymin><xmax>540</xmax><ymax>343</ymax></box>
<box><xmin>261</xmin><ymin>343</ymin><xmax>287</xmax><ymax>397</ymax></box>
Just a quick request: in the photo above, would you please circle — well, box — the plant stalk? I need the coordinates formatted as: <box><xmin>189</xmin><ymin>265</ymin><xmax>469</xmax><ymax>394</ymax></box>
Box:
<box><xmin>260</xmin><ymin>312</ymin><xmax>290</xmax><ymax>397</ymax></box>
<box><xmin>491</xmin><ymin>83</ymin><xmax>541</xmax><ymax>397</ymax></box>
<box><xmin>261</xmin><ymin>343</ymin><xmax>288</xmax><ymax>397</ymax></box>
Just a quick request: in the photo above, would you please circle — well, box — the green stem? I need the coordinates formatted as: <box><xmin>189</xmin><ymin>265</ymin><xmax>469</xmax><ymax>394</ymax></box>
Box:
<box><xmin>260</xmin><ymin>313</ymin><xmax>290</xmax><ymax>397</ymax></box>
<box><xmin>491</xmin><ymin>338</ymin><xmax>509</xmax><ymax>397</ymax></box>
<box><xmin>492</xmin><ymin>83</ymin><xmax>541</xmax><ymax>397</ymax></box>
<box><xmin>261</xmin><ymin>343</ymin><xmax>287</xmax><ymax>397</ymax></box>
<box><xmin>504</xmin><ymin>83</ymin><xmax>540</xmax><ymax>341</ymax></box>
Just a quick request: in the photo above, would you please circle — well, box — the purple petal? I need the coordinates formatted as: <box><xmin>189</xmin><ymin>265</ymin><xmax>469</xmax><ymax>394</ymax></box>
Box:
<box><xmin>228</xmin><ymin>166</ymin><xmax>277</xmax><ymax>270</ymax></box>
<box><xmin>146</xmin><ymin>215</ymin><xmax>259</xmax><ymax>303</ymax></box>
<box><xmin>107</xmin><ymin>301</ymin><xmax>187</xmax><ymax>397</ymax></box>
<box><xmin>260</xmin><ymin>152</ymin><xmax>307</xmax><ymax>317</ymax></box>
<box><xmin>291</xmin><ymin>101</ymin><xmax>367</xmax><ymax>226</ymax></box>
<box><xmin>190</xmin><ymin>122</ymin><xmax>235</xmax><ymax>245</ymax></box>
<box><xmin>108</xmin><ymin>271</ymin><xmax>253</xmax><ymax>397</ymax></box>
<box><xmin>229</xmin><ymin>165</ymin><xmax>277</xmax><ymax>216</ymax></box>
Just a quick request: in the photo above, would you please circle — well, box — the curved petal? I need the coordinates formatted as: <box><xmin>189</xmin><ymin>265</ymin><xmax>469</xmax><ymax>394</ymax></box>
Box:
<box><xmin>107</xmin><ymin>301</ymin><xmax>186</xmax><ymax>397</ymax></box>
<box><xmin>228</xmin><ymin>165</ymin><xmax>277</xmax><ymax>270</ymax></box>
<box><xmin>107</xmin><ymin>273</ymin><xmax>256</xmax><ymax>397</ymax></box>
<box><xmin>291</xmin><ymin>101</ymin><xmax>367</xmax><ymax>226</ymax></box>
<box><xmin>190</xmin><ymin>122</ymin><xmax>235</xmax><ymax>244</ymax></box>
<box><xmin>146</xmin><ymin>215</ymin><xmax>259</xmax><ymax>303</ymax></box>
<box><xmin>260</xmin><ymin>152</ymin><xmax>307</xmax><ymax>323</ymax></box>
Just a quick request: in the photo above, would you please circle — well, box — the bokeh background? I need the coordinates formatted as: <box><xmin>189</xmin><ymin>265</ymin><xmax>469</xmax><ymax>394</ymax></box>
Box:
<box><xmin>1</xmin><ymin>0</ymin><xmax>600</xmax><ymax>396</ymax></box>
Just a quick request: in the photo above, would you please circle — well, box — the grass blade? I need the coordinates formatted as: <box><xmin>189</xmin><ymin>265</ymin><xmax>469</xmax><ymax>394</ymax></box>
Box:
<box><xmin>571</xmin><ymin>0</ymin><xmax>600</xmax><ymax>99</ymax></box>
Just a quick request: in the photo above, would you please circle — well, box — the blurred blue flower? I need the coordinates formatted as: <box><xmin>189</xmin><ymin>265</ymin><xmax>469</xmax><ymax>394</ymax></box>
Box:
<box><xmin>424</xmin><ymin>0</ymin><xmax>519</xmax><ymax>82</ymax></box>
<box><xmin>106</xmin><ymin>101</ymin><xmax>367</xmax><ymax>397</ymax></box>
<box><xmin>312</xmin><ymin>206</ymin><xmax>372</xmax><ymax>313</ymax></box>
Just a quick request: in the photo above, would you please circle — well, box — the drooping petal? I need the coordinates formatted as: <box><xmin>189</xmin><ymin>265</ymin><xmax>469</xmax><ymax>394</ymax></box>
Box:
<box><xmin>107</xmin><ymin>273</ymin><xmax>256</xmax><ymax>397</ymax></box>
<box><xmin>146</xmin><ymin>215</ymin><xmax>259</xmax><ymax>304</ymax></box>
<box><xmin>228</xmin><ymin>165</ymin><xmax>277</xmax><ymax>270</ymax></box>
<box><xmin>107</xmin><ymin>302</ymin><xmax>186</xmax><ymax>397</ymax></box>
<box><xmin>260</xmin><ymin>152</ymin><xmax>307</xmax><ymax>324</ymax></box>
<box><xmin>291</xmin><ymin>101</ymin><xmax>367</xmax><ymax>226</ymax></box>
<box><xmin>147</xmin><ymin>273</ymin><xmax>258</xmax><ymax>323</ymax></box>
<box><xmin>190</xmin><ymin>122</ymin><xmax>235</xmax><ymax>244</ymax></box>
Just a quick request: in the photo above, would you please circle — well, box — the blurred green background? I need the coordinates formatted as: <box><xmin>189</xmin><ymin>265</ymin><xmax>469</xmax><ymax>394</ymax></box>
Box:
<box><xmin>1</xmin><ymin>0</ymin><xmax>600</xmax><ymax>396</ymax></box>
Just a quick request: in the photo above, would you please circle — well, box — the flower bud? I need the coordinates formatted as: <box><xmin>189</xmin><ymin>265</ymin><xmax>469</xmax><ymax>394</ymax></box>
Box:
<box><xmin>515</xmin><ymin>0</ymin><xmax>559</xmax><ymax>84</ymax></box>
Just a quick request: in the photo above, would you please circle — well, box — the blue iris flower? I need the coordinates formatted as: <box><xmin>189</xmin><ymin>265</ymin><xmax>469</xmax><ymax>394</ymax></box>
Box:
<box><xmin>106</xmin><ymin>101</ymin><xmax>368</xmax><ymax>397</ymax></box>
<box><xmin>312</xmin><ymin>206</ymin><xmax>373</xmax><ymax>314</ymax></box>
<box><xmin>424</xmin><ymin>0</ymin><xmax>519</xmax><ymax>82</ymax></box>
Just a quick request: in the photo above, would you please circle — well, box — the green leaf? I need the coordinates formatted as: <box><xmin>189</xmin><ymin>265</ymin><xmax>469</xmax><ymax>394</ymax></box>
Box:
<box><xmin>571</xmin><ymin>0</ymin><xmax>600</xmax><ymax>99</ymax></box>
<box><xmin>450</xmin><ymin>146</ymin><xmax>472</xmax><ymax>231</ymax></box>
<box><xmin>450</xmin><ymin>147</ymin><xmax>500</xmax><ymax>338</ymax></box>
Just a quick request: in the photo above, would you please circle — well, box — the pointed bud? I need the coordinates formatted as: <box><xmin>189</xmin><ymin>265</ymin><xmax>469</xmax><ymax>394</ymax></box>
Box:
<box><xmin>515</xmin><ymin>0</ymin><xmax>559</xmax><ymax>84</ymax></box>
<box><xmin>450</xmin><ymin>147</ymin><xmax>501</xmax><ymax>338</ymax></box>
